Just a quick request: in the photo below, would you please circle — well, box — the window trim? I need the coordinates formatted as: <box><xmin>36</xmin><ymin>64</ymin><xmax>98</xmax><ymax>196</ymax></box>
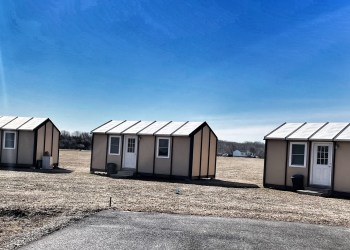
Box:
<box><xmin>289</xmin><ymin>142</ymin><xmax>307</xmax><ymax>168</ymax></box>
<box><xmin>108</xmin><ymin>135</ymin><xmax>121</xmax><ymax>155</ymax></box>
<box><xmin>3</xmin><ymin>131</ymin><xmax>16</xmax><ymax>150</ymax></box>
<box><xmin>156</xmin><ymin>137</ymin><xmax>170</xmax><ymax>158</ymax></box>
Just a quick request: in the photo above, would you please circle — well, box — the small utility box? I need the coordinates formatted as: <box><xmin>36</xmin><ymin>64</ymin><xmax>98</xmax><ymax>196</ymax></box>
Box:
<box><xmin>291</xmin><ymin>174</ymin><xmax>304</xmax><ymax>191</ymax></box>
<box><xmin>42</xmin><ymin>156</ymin><xmax>53</xmax><ymax>169</ymax></box>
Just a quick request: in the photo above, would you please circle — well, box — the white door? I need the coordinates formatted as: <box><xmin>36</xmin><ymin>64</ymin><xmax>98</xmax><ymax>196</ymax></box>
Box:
<box><xmin>311</xmin><ymin>143</ymin><xmax>333</xmax><ymax>187</ymax></box>
<box><xmin>123</xmin><ymin>136</ymin><xmax>138</xmax><ymax>169</ymax></box>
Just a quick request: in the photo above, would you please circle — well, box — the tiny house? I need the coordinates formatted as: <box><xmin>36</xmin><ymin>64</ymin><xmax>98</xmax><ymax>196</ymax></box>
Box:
<box><xmin>90</xmin><ymin>120</ymin><xmax>218</xmax><ymax>179</ymax></box>
<box><xmin>264</xmin><ymin>122</ymin><xmax>350</xmax><ymax>196</ymax></box>
<box><xmin>0</xmin><ymin>116</ymin><xmax>60</xmax><ymax>167</ymax></box>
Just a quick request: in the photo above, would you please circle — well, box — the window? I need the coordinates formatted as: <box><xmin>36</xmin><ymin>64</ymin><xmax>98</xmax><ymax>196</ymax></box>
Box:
<box><xmin>157</xmin><ymin>137</ymin><xmax>170</xmax><ymax>158</ymax></box>
<box><xmin>316</xmin><ymin>146</ymin><xmax>329</xmax><ymax>165</ymax></box>
<box><xmin>127</xmin><ymin>138</ymin><xmax>136</xmax><ymax>153</ymax></box>
<box><xmin>3</xmin><ymin>131</ymin><xmax>16</xmax><ymax>149</ymax></box>
<box><xmin>109</xmin><ymin>136</ymin><xmax>120</xmax><ymax>155</ymax></box>
<box><xmin>289</xmin><ymin>142</ymin><xmax>307</xmax><ymax>167</ymax></box>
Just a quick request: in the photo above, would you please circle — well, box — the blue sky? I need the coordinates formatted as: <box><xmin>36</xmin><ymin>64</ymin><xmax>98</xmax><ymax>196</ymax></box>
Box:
<box><xmin>1</xmin><ymin>0</ymin><xmax>350</xmax><ymax>141</ymax></box>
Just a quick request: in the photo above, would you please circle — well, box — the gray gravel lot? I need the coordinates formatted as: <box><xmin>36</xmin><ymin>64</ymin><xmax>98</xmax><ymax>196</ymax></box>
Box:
<box><xmin>21</xmin><ymin>210</ymin><xmax>350</xmax><ymax>250</ymax></box>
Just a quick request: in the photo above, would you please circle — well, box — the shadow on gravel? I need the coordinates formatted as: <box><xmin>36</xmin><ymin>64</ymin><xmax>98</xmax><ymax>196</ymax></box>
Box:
<box><xmin>135</xmin><ymin>177</ymin><xmax>260</xmax><ymax>188</ymax></box>
<box><xmin>94</xmin><ymin>173</ymin><xmax>259</xmax><ymax>188</ymax></box>
<box><xmin>0</xmin><ymin>166</ymin><xmax>73</xmax><ymax>174</ymax></box>
<box><xmin>0</xmin><ymin>208</ymin><xmax>61</xmax><ymax>218</ymax></box>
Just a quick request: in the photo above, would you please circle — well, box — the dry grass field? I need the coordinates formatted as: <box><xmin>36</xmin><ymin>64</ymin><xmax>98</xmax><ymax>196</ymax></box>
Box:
<box><xmin>1</xmin><ymin>150</ymin><xmax>350</xmax><ymax>249</ymax></box>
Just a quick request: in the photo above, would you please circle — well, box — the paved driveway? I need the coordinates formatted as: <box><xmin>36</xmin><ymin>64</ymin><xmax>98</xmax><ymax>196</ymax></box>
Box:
<box><xmin>21</xmin><ymin>210</ymin><xmax>350</xmax><ymax>250</ymax></box>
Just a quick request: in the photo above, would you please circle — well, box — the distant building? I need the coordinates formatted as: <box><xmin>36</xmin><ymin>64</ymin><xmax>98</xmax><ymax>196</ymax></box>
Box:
<box><xmin>233</xmin><ymin>150</ymin><xmax>255</xmax><ymax>158</ymax></box>
<box><xmin>232</xmin><ymin>150</ymin><xmax>244</xmax><ymax>157</ymax></box>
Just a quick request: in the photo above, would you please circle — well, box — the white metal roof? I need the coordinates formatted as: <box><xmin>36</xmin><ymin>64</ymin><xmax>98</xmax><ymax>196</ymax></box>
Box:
<box><xmin>155</xmin><ymin>121</ymin><xmax>187</xmax><ymax>136</ymax></box>
<box><xmin>107</xmin><ymin>120</ymin><xmax>140</xmax><ymax>134</ymax></box>
<box><xmin>19</xmin><ymin>117</ymin><xmax>49</xmax><ymax>131</ymax></box>
<box><xmin>0</xmin><ymin>116</ymin><xmax>49</xmax><ymax>131</ymax></box>
<box><xmin>287</xmin><ymin>123</ymin><xmax>326</xmax><ymax>140</ymax></box>
<box><xmin>265</xmin><ymin>123</ymin><xmax>304</xmax><ymax>139</ymax></box>
<box><xmin>93</xmin><ymin>120</ymin><xmax>206</xmax><ymax>136</ymax></box>
<box><xmin>310</xmin><ymin>123</ymin><xmax>349</xmax><ymax>141</ymax></box>
<box><xmin>172</xmin><ymin>121</ymin><xmax>204</xmax><ymax>136</ymax></box>
<box><xmin>92</xmin><ymin>120</ymin><xmax>124</xmax><ymax>133</ymax></box>
<box><xmin>137</xmin><ymin>121</ymin><xmax>171</xmax><ymax>135</ymax></box>
<box><xmin>335</xmin><ymin>125</ymin><xmax>350</xmax><ymax>141</ymax></box>
<box><xmin>0</xmin><ymin>116</ymin><xmax>17</xmax><ymax>128</ymax></box>
<box><xmin>266</xmin><ymin>122</ymin><xmax>350</xmax><ymax>141</ymax></box>
<box><xmin>2</xmin><ymin>117</ymin><xmax>32</xmax><ymax>130</ymax></box>
<box><xmin>122</xmin><ymin>121</ymin><xmax>155</xmax><ymax>134</ymax></box>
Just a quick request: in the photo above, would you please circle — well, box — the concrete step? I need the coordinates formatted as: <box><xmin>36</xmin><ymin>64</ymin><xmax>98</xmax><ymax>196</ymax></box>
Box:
<box><xmin>110</xmin><ymin>170</ymin><xmax>135</xmax><ymax>178</ymax></box>
<box><xmin>297</xmin><ymin>188</ymin><xmax>332</xmax><ymax>197</ymax></box>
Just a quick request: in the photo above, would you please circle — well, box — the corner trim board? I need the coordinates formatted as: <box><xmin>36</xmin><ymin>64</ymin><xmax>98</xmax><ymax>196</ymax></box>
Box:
<box><xmin>284</xmin><ymin>141</ymin><xmax>289</xmax><ymax>187</ymax></box>
<box><xmin>105</xmin><ymin>135</ymin><xmax>108</xmax><ymax>171</ymax></box>
<box><xmin>331</xmin><ymin>141</ymin><xmax>336</xmax><ymax>191</ymax></box>
<box><xmin>33</xmin><ymin>130</ymin><xmax>38</xmax><ymax>165</ymax></box>
<box><xmin>188</xmin><ymin>135</ymin><xmax>194</xmax><ymax>178</ymax></box>
<box><xmin>307</xmin><ymin>141</ymin><xmax>312</xmax><ymax>187</ymax></box>
<box><xmin>90</xmin><ymin>134</ymin><xmax>95</xmax><ymax>171</ymax></box>
<box><xmin>206</xmin><ymin>131</ymin><xmax>211</xmax><ymax>178</ymax></box>
<box><xmin>170</xmin><ymin>137</ymin><xmax>174</xmax><ymax>176</ymax></box>
<box><xmin>152</xmin><ymin>136</ymin><xmax>156</xmax><ymax>175</ymax></box>
<box><xmin>136</xmin><ymin>135</ymin><xmax>140</xmax><ymax>174</ymax></box>
<box><xmin>198</xmin><ymin>129</ymin><xmax>203</xmax><ymax>178</ymax></box>
<box><xmin>0</xmin><ymin>130</ymin><xmax>2</xmax><ymax>164</ymax></box>
<box><xmin>213</xmin><ymin>137</ymin><xmax>217</xmax><ymax>179</ymax></box>
<box><xmin>16</xmin><ymin>131</ymin><xmax>20</xmax><ymax>164</ymax></box>
<box><xmin>263</xmin><ymin>140</ymin><xmax>268</xmax><ymax>186</ymax></box>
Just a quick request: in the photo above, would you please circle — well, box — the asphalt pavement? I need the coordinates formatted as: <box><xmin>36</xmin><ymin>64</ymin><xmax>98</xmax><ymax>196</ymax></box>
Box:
<box><xmin>21</xmin><ymin>210</ymin><xmax>350</xmax><ymax>250</ymax></box>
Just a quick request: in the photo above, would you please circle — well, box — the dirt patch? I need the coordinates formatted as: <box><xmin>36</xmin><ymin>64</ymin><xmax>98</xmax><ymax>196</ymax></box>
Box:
<box><xmin>0</xmin><ymin>150</ymin><xmax>350</xmax><ymax>249</ymax></box>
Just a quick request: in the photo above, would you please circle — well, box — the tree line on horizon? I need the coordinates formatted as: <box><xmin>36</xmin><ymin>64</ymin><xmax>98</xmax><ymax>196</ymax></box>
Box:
<box><xmin>217</xmin><ymin>140</ymin><xmax>265</xmax><ymax>158</ymax></box>
<box><xmin>59</xmin><ymin>131</ymin><xmax>92</xmax><ymax>150</ymax></box>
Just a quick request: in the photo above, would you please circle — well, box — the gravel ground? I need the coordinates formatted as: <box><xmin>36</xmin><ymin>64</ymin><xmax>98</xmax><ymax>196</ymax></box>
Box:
<box><xmin>1</xmin><ymin>150</ymin><xmax>350</xmax><ymax>249</ymax></box>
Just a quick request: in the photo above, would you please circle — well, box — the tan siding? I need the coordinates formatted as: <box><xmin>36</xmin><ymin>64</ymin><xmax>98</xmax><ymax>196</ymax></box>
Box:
<box><xmin>334</xmin><ymin>142</ymin><xmax>350</xmax><ymax>193</ymax></box>
<box><xmin>106</xmin><ymin>135</ymin><xmax>122</xmax><ymax>170</ymax></box>
<box><xmin>17</xmin><ymin>131</ymin><xmax>34</xmax><ymax>165</ymax></box>
<box><xmin>208</xmin><ymin>132</ymin><xmax>217</xmax><ymax>176</ymax></box>
<box><xmin>138</xmin><ymin>136</ymin><xmax>155</xmax><ymax>174</ymax></box>
<box><xmin>286</xmin><ymin>142</ymin><xmax>309</xmax><ymax>187</ymax></box>
<box><xmin>44</xmin><ymin>122</ymin><xmax>53</xmax><ymax>155</ymax></box>
<box><xmin>172</xmin><ymin>137</ymin><xmax>190</xmax><ymax>177</ymax></box>
<box><xmin>91</xmin><ymin>134</ymin><xmax>107</xmax><ymax>170</ymax></box>
<box><xmin>1</xmin><ymin>131</ymin><xmax>17</xmax><ymax>164</ymax></box>
<box><xmin>200</xmin><ymin>126</ymin><xmax>210</xmax><ymax>177</ymax></box>
<box><xmin>191</xmin><ymin>130</ymin><xmax>202</xmax><ymax>177</ymax></box>
<box><xmin>52</xmin><ymin>128</ymin><xmax>59</xmax><ymax>164</ymax></box>
<box><xmin>154</xmin><ymin>137</ymin><xmax>171</xmax><ymax>175</ymax></box>
<box><xmin>36</xmin><ymin>126</ymin><xmax>45</xmax><ymax>160</ymax></box>
<box><xmin>265</xmin><ymin>140</ymin><xmax>287</xmax><ymax>186</ymax></box>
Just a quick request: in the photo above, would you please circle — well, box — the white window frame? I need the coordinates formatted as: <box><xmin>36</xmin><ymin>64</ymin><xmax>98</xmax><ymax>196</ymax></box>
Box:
<box><xmin>289</xmin><ymin>142</ymin><xmax>307</xmax><ymax>168</ymax></box>
<box><xmin>109</xmin><ymin>135</ymin><xmax>121</xmax><ymax>155</ymax></box>
<box><xmin>156</xmin><ymin>137</ymin><xmax>170</xmax><ymax>158</ymax></box>
<box><xmin>3</xmin><ymin>131</ymin><xmax>16</xmax><ymax>150</ymax></box>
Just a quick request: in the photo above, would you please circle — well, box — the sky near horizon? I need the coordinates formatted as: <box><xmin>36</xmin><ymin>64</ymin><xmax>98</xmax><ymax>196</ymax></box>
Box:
<box><xmin>1</xmin><ymin>0</ymin><xmax>350</xmax><ymax>142</ymax></box>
